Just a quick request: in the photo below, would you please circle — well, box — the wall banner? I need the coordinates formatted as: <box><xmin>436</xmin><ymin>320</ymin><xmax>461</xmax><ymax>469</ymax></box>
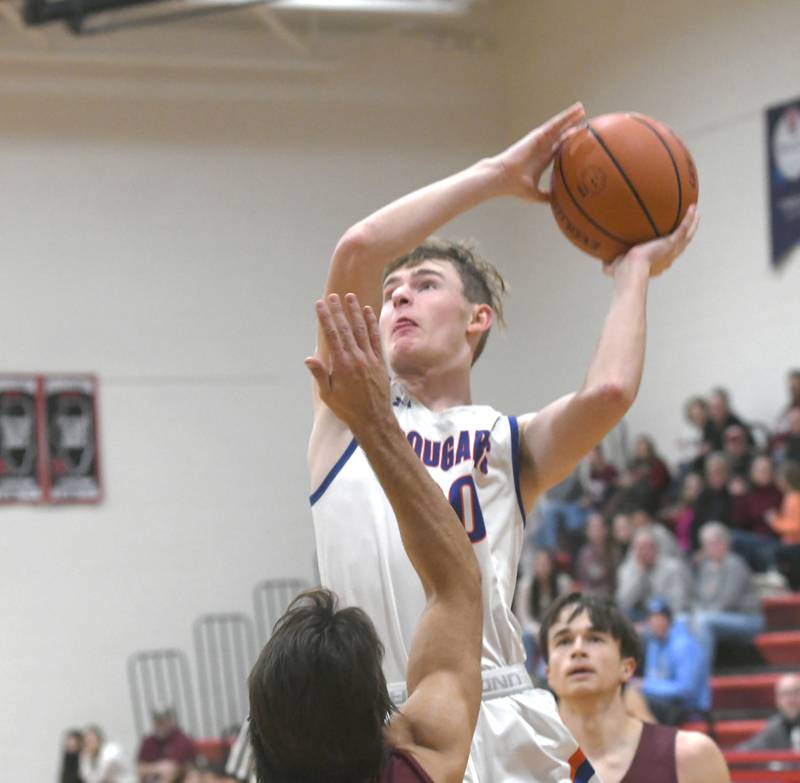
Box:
<box><xmin>44</xmin><ymin>376</ymin><xmax>103</xmax><ymax>503</ymax></box>
<box><xmin>0</xmin><ymin>374</ymin><xmax>102</xmax><ymax>504</ymax></box>
<box><xmin>0</xmin><ymin>376</ymin><xmax>45</xmax><ymax>503</ymax></box>
<box><xmin>767</xmin><ymin>96</ymin><xmax>800</xmax><ymax>266</ymax></box>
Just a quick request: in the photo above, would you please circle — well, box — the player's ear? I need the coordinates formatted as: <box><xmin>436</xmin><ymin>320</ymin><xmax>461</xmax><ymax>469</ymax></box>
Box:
<box><xmin>620</xmin><ymin>656</ymin><xmax>636</xmax><ymax>683</ymax></box>
<box><xmin>467</xmin><ymin>303</ymin><xmax>493</xmax><ymax>336</ymax></box>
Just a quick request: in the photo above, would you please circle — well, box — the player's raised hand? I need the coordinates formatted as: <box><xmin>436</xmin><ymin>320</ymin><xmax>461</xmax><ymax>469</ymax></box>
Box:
<box><xmin>305</xmin><ymin>293</ymin><xmax>392</xmax><ymax>432</ymax></box>
<box><xmin>604</xmin><ymin>204</ymin><xmax>700</xmax><ymax>279</ymax></box>
<box><xmin>491</xmin><ymin>102</ymin><xmax>585</xmax><ymax>203</ymax></box>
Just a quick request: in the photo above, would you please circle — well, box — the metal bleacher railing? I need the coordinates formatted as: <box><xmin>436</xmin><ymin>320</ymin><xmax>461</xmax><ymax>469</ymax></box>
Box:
<box><xmin>252</xmin><ymin>577</ymin><xmax>310</xmax><ymax>645</ymax></box>
<box><xmin>127</xmin><ymin>648</ymin><xmax>200</xmax><ymax>739</ymax></box>
<box><xmin>193</xmin><ymin>612</ymin><xmax>258</xmax><ymax>738</ymax></box>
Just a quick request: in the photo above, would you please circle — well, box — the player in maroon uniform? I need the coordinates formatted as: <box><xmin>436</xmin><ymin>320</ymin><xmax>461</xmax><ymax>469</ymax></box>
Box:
<box><xmin>247</xmin><ymin>295</ymin><xmax>483</xmax><ymax>783</ymax></box>
<box><xmin>540</xmin><ymin>593</ymin><xmax>730</xmax><ymax>783</ymax></box>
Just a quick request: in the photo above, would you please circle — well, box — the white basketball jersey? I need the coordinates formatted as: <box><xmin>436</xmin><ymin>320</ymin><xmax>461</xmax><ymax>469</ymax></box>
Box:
<box><xmin>311</xmin><ymin>382</ymin><xmax>527</xmax><ymax>682</ymax></box>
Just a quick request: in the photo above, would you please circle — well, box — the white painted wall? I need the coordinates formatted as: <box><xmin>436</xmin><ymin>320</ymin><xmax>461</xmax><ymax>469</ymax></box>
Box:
<box><xmin>0</xmin><ymin>33</ymin><xmax>507</xmax><ymax>781</ymax></box>
<box><xmin>2</xmin><ymin>2</ymin><xmax>800</xmax><ymax>779</ymax></box>
<box><xmin>495</xmin><ymin>0</ymin><xmax>800</xmax><ymax>458</ymax></box>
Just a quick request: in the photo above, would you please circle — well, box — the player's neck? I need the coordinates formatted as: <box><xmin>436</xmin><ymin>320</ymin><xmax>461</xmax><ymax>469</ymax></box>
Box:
<box><xmin>559</xmin><ymin>691</ymin><xmax>640</xmax><ymax>759</ymax></box>
<box><xmin>395</xmin><ymin>366</ymin><xmax>472</xmax><ymax>411</ymax></box>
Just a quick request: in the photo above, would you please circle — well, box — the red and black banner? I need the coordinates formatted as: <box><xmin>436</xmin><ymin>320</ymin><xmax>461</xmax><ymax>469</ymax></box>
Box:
<box><xmin>767</xmin><ymin>96</ymin><xmax>800</xmax><ymax>266</ymax></box>
<box><xmin>0</xmin><ymin>374</ymin><xmax>102</xmax><ymax>504</ymax></box>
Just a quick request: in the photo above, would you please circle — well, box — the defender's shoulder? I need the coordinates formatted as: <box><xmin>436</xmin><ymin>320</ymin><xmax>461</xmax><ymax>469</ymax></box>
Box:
<box><xmin>675</xmin><ymin>729</ymin><xmax>730</xmax><ymax>783</ymax></box>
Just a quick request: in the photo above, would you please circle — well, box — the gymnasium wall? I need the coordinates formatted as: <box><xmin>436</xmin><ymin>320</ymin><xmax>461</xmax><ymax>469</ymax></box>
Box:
<box><xmin>2</xmin><ymin>2</ymin><xmax>799</xmax><ymax>780</ymax></box>
<box><xmin>0</xmin><ymin>34</ymin><xmax>507</xmax><ymax>781</ymax></box>
<box><xmin>493</xmin><ymin>0</ymin><xmax>800</xmax><ymax>457</ymax></box>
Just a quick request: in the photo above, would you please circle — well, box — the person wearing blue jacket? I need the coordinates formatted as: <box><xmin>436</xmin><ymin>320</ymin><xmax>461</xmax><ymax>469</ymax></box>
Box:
<box><xmin>640</xmin><ymin>597</ymin><xmax>712</xmax><ymax>725</ymax></box>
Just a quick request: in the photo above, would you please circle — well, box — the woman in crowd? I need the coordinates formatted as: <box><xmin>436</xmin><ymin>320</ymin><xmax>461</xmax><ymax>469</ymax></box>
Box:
<box><xmin>79</xmin><ymin>726</ymin><xmax>135</xmax><ymax>783</ymax></box>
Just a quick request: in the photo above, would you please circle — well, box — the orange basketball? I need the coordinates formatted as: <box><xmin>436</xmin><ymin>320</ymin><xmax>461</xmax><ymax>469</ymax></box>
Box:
<box><xmin>550</xmin><ymin>112</ymin><xmax>699</xmax><ymax>262</ymax></box>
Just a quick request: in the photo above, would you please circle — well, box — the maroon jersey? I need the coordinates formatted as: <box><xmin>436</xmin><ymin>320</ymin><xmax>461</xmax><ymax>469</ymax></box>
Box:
<box><xmin>621</xmin><ymin>723</ymin><xmax>678</xmax><ymax>783</ymax></box>
<box><xmin>380</xmin><ymin>748</ymin><xmax>435</xmax><ymax>783</ymax></box>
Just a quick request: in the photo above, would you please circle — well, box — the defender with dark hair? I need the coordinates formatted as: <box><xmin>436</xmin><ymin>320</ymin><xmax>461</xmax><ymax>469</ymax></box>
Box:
<box><xmin>541</xmin><ymin>592</ymin><xmax>729</xmax><ymax>783</ymax></box>
<box><xmin>249</xmin><ymin>295</ymin><xmax>482</xmax><ymax>783</ymax></box>
<box><xmin>309</xmin><ymin>102</ymin><xmax>698</xmax><ymax>782</ymax></box>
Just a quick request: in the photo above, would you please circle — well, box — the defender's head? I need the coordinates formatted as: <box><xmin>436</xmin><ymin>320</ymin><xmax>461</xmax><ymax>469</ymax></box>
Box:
<box><xmin>539</xmin><ymin>593</ymin><xmax>642</xmax><ymax>701</ymax></box>
<box><xmin>248</xmin><ymin>588</ymin><xmax>393</xmax><ymax>783</ymax></box>
<box><xmin>381</xmin><ymin>239</ymin><xmax>507</xmax><ymax>373</ymax></box>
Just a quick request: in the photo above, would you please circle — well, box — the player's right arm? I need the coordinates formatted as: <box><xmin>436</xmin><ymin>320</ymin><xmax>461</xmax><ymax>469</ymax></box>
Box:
<box><xmin>310</xmin><ymin>103</ymin><xmax>587</xmax><ymax>485</ymax></box>
<box><xmin>306</xmin><ymin>294</ymin><xmax>482</xmax><ymax>783</ymax></box>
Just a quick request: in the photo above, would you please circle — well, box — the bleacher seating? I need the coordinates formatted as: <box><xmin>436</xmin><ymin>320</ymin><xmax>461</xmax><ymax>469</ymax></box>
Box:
<box><xmin>683</xmin><ymin>591</ymin><xmax>800</xmax><ymax>780</ymax></box>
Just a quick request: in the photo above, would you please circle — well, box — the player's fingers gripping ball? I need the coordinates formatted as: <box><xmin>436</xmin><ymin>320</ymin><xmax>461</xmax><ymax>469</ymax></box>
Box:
<box><xmin>550</xmin><ymin>112</ymin><xmax>699</xmax><ymax>262</ymax></box>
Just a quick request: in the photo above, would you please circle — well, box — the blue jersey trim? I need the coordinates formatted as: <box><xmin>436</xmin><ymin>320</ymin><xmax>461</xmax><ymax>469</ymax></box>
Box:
<box><xmin>309</xmin><ymin>437</ymin><xmax>358</xmax><ymax>507</ymax></box>
<box><xmin>508</xmin><ymin>416</ymin><xmax>527</xmax><ymax>525</ymax></box>
<box><xmin>574</xmin><ymin>759</ymin><xmax>595</xmax><ymax>783</ymax></box>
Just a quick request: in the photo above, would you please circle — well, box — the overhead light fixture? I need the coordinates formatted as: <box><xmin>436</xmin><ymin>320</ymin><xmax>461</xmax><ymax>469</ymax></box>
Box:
<box><xmin>23</xmin><ymin>0</ymin><xmax>472</xmax><ymax>33</ymax></box>
<box><xmin>262</xmin><ymin>0</ymin><xmax>471</xmax><ymax>14</ymax></box>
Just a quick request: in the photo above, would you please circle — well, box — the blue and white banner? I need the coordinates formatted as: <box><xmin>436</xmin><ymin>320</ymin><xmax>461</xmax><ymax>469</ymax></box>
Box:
<box><xmin>767</xmin><ymin>96</ymin><xmax>800</xmax><ymax>266</ymax></box>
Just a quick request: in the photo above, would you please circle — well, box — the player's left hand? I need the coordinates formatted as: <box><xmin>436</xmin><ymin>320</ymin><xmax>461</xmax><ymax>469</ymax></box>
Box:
<box><xmin>305</xmin><ymin>293</ymin><xmax>393</xmax><ymax>432</ymax></box>
<box><xmin>604</xmin><ymin>204</ymin><xmax>700</xmax><ymax>279</ymax></box>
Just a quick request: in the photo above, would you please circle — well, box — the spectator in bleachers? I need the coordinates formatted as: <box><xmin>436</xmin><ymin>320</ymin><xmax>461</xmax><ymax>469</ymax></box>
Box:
<box><xmin>771</xmin><ymin>407</ymin><xmax>800</xmax><ymax>465</ymax></box>
<box><xmin>60</xmin><ymin>729</ymin><xmax>84</xmax><ymax>783</ymax></box>
<box><xmin>660</xmin><ymin>471</ymin><xmax>704</xmax><ymax>554</ymax></box>
<box><xmin>691</xmin><ymin>453</ymin><xmax>735</xmax><ymax>549</ymax></box>
<box><xmin>722</xmin><ymin>424</ymin><xmax>753</xmax><ymax>483</ymax></box>
<box><xmin>585</xmin><ymin>445</ymin><xmax>619</xmax><ymax>510</ymax></box>
<box><xmin>514</xmin><ymin>548</ymin><xmax>573</xmax><ymax>675</ymax></box>
<box><xmin>637</xmin><ymin>598</ymin><xmax>711</xmax><ymax>726</ymax></box>
<box><xmin>611</xmin><ymin>511</ymin><xmax>634</xmax><ymax>561</ymax></box>
<box><xmin>137</xmin><ymin>707</ymin><xmax>197</xmax><ymax>783</ymax></box>
<box><xmin>532</xmin><ymin>463</ymin><xmax>589</xmax><ymax>554</ymax></box>
<box><xmin>768</xmin><ymin>460</ymin><xmax>800</xmax><ymax>589</ymax></box>
<box><xmin>737</xmin><ymin>673</ymin><xmax>800</xmax><ymax>751</ymax></box>
<box><xmin>607</xmin><ymin>435</ymin><xmax>671</xmax><ymax>516</ymax></box>
<box><xmin>617</xmin><ymin>528</ymin><xmax>693</xmax><ymax>621</ymax></box>
<box><xmin>677</xmin><ymin>396</ymin><xmax>714</xmax><ymax>475</ymax></box>
<box><xmin>628</xmin><ymin>507</ymin><xmax>680</xmax><ymax>560</ymax></box>
<box><xmin>691</xmin><ymin>523</ymin><xmax>764</xmax><ymax>666</ymax></box>
<box><xmin>773</xmin><ymin>369</ymin><xmax>800</xmax><ymax>437</ymax></box>
<box><xmin>574</xmin><ymin>511</ymin><xmax>618</xmax><ymax>597</ymax></box>
<box><xmin>729</xmin><ymin>455</ymin><xmax>782</xmax><ymax>573</ymax></box>
<box><xmin>79</xmin><ymin>726</ymin><xmax>134</xmax><ymax>783</ymax></box>
<box><xmin>707</xmin><ymin>387</ymin><xmax>752</xmax><ymax>452</ymax></box>
<box><xmin>733</xmin><ymin>455</ymin><xmax>783</xmax><ymax>537</ymax></box>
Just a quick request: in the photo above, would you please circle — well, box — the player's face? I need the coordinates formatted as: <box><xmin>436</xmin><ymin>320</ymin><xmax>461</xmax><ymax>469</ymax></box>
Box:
<box><xmin>546</xmin><ymin>609</ymin><xmax>634</xmax><ymax>701</ymax></box>
<box><xmin>380</xmin><ymin>261</ymin><xmax>477</xmax><ymax>374</ymax></box>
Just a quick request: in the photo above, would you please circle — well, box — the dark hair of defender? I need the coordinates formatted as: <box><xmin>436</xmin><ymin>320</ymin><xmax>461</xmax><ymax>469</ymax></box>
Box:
<box><xmin>538</xmin><ymin>592</ymin><xmax>642</xmax><ymax>667</ymax></box>
<box><xmin>248</xmin><ymin>587</ymin><xmax>395</xmax><ymax>783</ymax></box>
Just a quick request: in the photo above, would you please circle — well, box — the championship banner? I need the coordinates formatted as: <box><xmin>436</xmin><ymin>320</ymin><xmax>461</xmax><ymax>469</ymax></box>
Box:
<box><xmin>767</xmin><ymin>96</ymin><xmax>800</xmax><ymax>266</ymax></box>
<box><xmin>0</xmin><ymin>376</ymin><xmax>45</xmax><ymax>503</ymax></box>
<box><xmin>43</xmin><ymin>375</ymin><xmax>103</xmax><ymax>503</ymax></box>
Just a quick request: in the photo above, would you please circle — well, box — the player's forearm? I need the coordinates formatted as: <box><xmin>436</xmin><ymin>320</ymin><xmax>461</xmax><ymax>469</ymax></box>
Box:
<box><xmin>329</xmin><ymin>158</ymin><xmax>505</xmax><ymax>283</ymax></box>
<box><xmin>352</xmin><ymin>417</ymin><xmax>480</xmax><ymax>601</ymax></box>
<box><xmin>581</xmin><ymin>260</ymin><xmax>650</xmax><ymax>407</ymax></box>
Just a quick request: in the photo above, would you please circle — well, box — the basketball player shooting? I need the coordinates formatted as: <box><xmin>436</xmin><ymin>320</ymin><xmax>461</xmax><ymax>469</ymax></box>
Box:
<box><xmin>308</xmin><ymin>101</ymin><xmax>699</xmax><ymax>783</ymax></box>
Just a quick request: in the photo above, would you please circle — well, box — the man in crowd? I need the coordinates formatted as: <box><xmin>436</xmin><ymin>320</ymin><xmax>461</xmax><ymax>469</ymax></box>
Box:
<box><xmin>737</xmin><ymin>673</ymin><xmax>800</xmax><ymax>751</ymax></box>
<box><xmin>541</xmin><ymin>592</ymin><xmax>729</xmax><ymax>783</ymax></box>
<box><xmin>137</xmin><ymin>707</ymin><xmax>197</xmax><ymax>783</ymax></box>
<box><xmin>616</xmin><ymin>528</ymin><xmax>692</xmax><ymax>620</ymax></box>
<box><xmin>692</xmin><ymin>522</ymin><xmax>764</xmax><ymax>666</ymax></box>
<box><xmin>637</xmin><ymin>598</ymin><xmax>711</xmax><ymax>726</ymax></box>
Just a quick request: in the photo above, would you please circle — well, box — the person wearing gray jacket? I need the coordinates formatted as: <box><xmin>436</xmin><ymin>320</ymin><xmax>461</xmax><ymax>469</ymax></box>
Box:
<box><xmin>737</xmin><ymin>673</ymin><xmax>800</xmax><ymax>751</ymax></box>
<box><xmin>692</xmin><ymin>522</ymin><xmax>764</xmax><ymax>665</ymax></box>
<box><xmin>616</xmin><ymin>527</ymin><xmax>693</xmax><ymax>619</ymax></box>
